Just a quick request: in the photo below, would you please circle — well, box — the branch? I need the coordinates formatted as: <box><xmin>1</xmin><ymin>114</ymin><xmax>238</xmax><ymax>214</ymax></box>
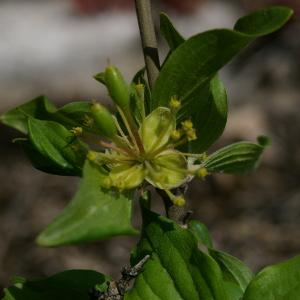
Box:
<box><xmin>89</xmin><ymin>255</ymin><xmax>150</xmax><ymax>300</ymax></box>
<box><xmin>134</xmin><ymin>0</ymin><xmax>160</xmax><ymax>89</ymax></box>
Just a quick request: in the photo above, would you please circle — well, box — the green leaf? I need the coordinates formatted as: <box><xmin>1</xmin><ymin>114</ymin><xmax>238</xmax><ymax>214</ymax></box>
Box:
<box><xmin>153</xmin><ymin>7</ymin><xmax>292</xmax><ymax>151</ymax></box>
<box><xmin>36</xmin><ymin>161</ymin><xmax>137</xmax><ymax>247</ymax></box>
<box><xmin>0</xmin><ymin>96</ymin><xmax>56</xmax><ymax>134</ymax></box>
<box><xmin>187</xmin><ymin>75</ymin><xmax>228</xmax><ymax>153</ymax></box>
<box><xmin>160</xmin><ymin>13</ymin><xmax>185</xmax><ymax>51</ymax></box>
<box><xmin>234</xmin><ymin>6</ymin><xmax>293</xmax><ymax>36</ymax></box>
<box><xmin>125</xmin><ymin>210</ymin><xmax>229</xmax><ymax>300</ymax></box>
<box><xmin>2</xmin><ymin>270</ymin><xmax>108</xmax><ymax>300</ymax></box>
<box><xmin>94</xmin><ymin>72</ymin><xmax>106</xmax><ymax>85</ymax></box>
<box><xmin>203</xmin><ymin>141</ymin><xmax>265</xmax><ymax>174</ymax></box>
<box><xmin>27</xmin><ymin>118</ymin><xmax>88</xmax><ymax>176</ymax></box>
<box><xmin>0</xmin><ymin>95</ymin><xmax>100</xmax><ymax>135</ymax></box>
<box><xmin>209</xmin><ymin>249</ymin><xmax>253</xmax><ymax>293</ymax></box>
<box><xmin>243</xmin><ymin>255</ymin><xmax>300</xmax><ymax>300</ymax></box>
<box><xmin>188</xmin><ymin>220</ymin><xmax>213</xmax><ymax>248</ymax></box>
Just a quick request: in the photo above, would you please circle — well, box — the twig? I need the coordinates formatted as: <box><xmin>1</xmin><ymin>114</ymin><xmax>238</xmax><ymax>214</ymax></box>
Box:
<box><xmin>89</xmin><ymin>255</ymin><xmax>150</xmax><ymax>300</ymax></box>
<box><xmin>134</xmin><ymin>0</ymin><xmax>160</xmax><ymax>89</ymax></box>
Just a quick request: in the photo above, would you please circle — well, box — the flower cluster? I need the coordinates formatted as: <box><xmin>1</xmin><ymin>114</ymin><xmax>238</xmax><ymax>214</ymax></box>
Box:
<box><xmin>78</xmin><ymin>66</ymin><xmax>208</xmax><ymax>206</ymax></box>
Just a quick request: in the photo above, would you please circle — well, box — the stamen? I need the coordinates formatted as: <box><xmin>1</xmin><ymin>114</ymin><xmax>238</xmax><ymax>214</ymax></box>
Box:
<box><xmin>98</xmin><ymin>140</ymin><xmax>132</xmax><ymax>156</ymax></box>
<box><xmin>165</xmin><ymin>190</ymin><xmax>186</xmax><ymax>206</ymax></box>
<box><xmin>117</xmin><ymin>107</ymin><xmax>142</xmax><ymax>153</ymax></box>
<box><xmin>135</xmin><ymin>83</ymin><xmax>146</xmax><ymax>120</ymax></box>
<box><xmin>70</xmin><ymin>127</ymin><xmax>83</xmax><ymax>136</ymax></box>
<box><xmin>169</xmin><ymin>96</ymin><xmax>181</xmax><ymax>111</ymax></box>
<box><xmin>113</xmin><ymin>115</ymin><xmax>135</xmax><ymax>150</ymax></box>
<box><xmin>197</xmin><ymin>167</ymin><xmax>208</xmax><ymax>179</ymax></box>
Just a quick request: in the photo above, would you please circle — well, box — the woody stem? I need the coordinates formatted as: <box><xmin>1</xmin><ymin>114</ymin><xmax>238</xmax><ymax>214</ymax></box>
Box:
<box><xmin>134</xmin><ymin>0</ymin><xmax>160</xmax><ymax>90</ymax></box>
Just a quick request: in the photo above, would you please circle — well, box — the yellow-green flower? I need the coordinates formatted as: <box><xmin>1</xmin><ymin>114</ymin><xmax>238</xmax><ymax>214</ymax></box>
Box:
<box><xmin>85</xmin><ymin>66</ymin><xmax>207</xmax><ymax>206</ymax></box>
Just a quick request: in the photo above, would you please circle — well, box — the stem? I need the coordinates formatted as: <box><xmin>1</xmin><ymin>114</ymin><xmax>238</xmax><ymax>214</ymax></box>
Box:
<box><xmin>135</xmin><ymin>0</ymin><xmax>160</xmax><ymax>89</ymax></box>
<box><xmin>156</xmin><ymin>188</ymin><xmax>191</xmax><ymax>225</ymax></box>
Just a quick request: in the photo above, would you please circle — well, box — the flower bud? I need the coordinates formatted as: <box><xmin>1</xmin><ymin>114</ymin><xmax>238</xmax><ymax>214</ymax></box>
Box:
<box><xmin>105</xmin><ymin>65</ymin><xmax>130</xmax><ymax>109</ymax></box>
<box><xmin>90</xmin><ymin>103</ymin><xmax>117</xmax><ymax>139</ymax></box>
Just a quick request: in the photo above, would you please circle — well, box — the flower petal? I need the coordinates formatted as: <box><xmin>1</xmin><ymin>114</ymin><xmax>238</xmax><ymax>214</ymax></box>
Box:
<box><xmin>140</xmin><ymin>107</ymin><xmax>175</xmax><ymax>153</ymax></box>
<box><xmin>109</xmin><ymin>163</ymin><xmax>145</xmax><ymax>190</ymax></box>
<box><xmin>146</xmin><ymin>150</ymin><xmax>188</xmax><ymax>189</ymax></box>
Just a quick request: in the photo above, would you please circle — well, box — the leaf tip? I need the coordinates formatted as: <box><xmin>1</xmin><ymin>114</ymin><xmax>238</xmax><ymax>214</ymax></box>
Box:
<box><xmin>257</xmin><ymin>135</ymin><xmax>271</xmax><ymax>147</ymax></box>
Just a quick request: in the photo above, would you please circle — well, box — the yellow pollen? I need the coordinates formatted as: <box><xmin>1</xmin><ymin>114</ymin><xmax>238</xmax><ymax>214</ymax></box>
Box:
<box><xmin>186</xmin><ymin>129</ymin><xmax>197</xmax><ymax>141</ymax></box>
<box><xmin>70</xmin><ymin>127</ymin><xmax>83</xmax><ymax>136</ymax></box>
<box><xmin>182</xmin><ymin>120</ymin><xmax>194</xmax><ymax>130</ymax></box>
<box><xmin>197</xmin><ymin>167</ymin><xmax>208</xmax><ymax>179</ymax></box>
<box><xmin>173</xmin><ymin>196</ymin><xmax>186</xmax><ymax>206</ymax></box>
<box><xmin>171</xmin><ymin>129</ymin><xmax>182</xmax><ymax>141</ymax></box>
<box><xmin>169</xmin><ymin>97</ymin><xmax>181</xmax><ymax>110</ymax></box>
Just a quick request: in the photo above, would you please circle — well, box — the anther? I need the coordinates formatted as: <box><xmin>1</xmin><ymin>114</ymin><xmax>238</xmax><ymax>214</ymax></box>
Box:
<box><xmin>70</xmin><ymin>127</ymin><xmax>83</xmax><ymax>136</ymax></box>
<box><xmin>169</xmin><ymin>96</ymin><xmax>181</xmax><ymax>111</ymax></box>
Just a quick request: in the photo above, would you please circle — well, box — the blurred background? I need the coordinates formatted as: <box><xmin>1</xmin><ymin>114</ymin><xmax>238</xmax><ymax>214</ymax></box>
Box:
<box><xmin>1</xmin><ymin>0</ymin><xmax>300</xmax><ymax>294</ymax></box>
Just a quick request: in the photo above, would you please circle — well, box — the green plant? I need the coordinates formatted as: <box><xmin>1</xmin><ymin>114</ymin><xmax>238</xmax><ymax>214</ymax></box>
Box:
<box><xmin>1</xmin><ymin>2</ymin><xmax>298</xmax><ymax>299</ymax></box>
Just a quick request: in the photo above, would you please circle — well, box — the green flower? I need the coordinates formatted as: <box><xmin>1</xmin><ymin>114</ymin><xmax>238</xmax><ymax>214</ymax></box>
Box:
<box><xmin>85</xmin><ymin>67</ymin><xmax>207</xmax><ymax>206</ymax></box>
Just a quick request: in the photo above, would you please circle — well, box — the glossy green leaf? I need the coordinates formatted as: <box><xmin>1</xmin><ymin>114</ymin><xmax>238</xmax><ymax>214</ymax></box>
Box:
<box><xmin>234</xmin><ymin>6</ymin><xmax>293</xmax><ymax>36</ymax></box>
<box><xmin>203</xmin><ymin>141</ymin><xmax>265</xmax><ymax>174</ymax></box>
<box><xmin>94</xmin><ymin>72</ymin><xmax>106</xmax><ymax>85</ymax></box>
<box><xmin>2</xmin><ymin>270</ymin><xmax>108</xmax><ymax>300</ymax></box>
<box><xmin>187</xmin><ymin>75</ymin><xmax>227</xmax><ymax>153</ymax></box>
<box><xmin>153</xmin><ymin>6</ymin><xmax>292</xmax><ymax>151</ymax></box>
<box><xmin>0</xmin><ymin>96</ymin><xmax>56</xmax><ymax>134</ymax></box>
<box><xmin>36</xmin><ymin>161</ymin><xmax>137</xmax><ymax>247</ymax></box>
<box><xmin>209</xmin><ymin>249</ymin><xmax>253</xmax><ymax>293</ymax></box>
<box><xmin>243</xmin><ymin>255</ymin><xmax>300</xmax><ymax>300</ymax></box>
<box><xmin>27</xmin><ymin>118</ymin><xmax>88</xmax><ymax>176</ymax></box>
<box><xmin>160</xmin><ymin>13</ymin><xmax>185</xmax><ymax>51</ymax></box>
<box><xmin>188</xmin><ymin>220</ymin><xmax>213</xmax><ymax>248</ymax></box>
<box><xmin>223</xmin><ymin>282</ymin><xmax>244</xmax><ymax>300</ymax></box>
<box><xmin>125</xmin><ymin>210</ymin><xmax>229</xmax><ymax>300</ymax></box>
<box><xmin>0</xmin><ymin>95</ymin><xmax>100</xmax><ymax>135</ymax></box>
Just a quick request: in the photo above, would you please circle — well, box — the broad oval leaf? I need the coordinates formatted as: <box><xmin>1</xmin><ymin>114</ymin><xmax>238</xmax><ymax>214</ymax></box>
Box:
<box><xmin>153</xmin><ymin>7</ymin><xmax>292</xmax><ymax>151</ymax></box>
<box><xmin>188</xmin><ymin>220</ymin><xmax>213</xmax><ymax>248</ymax></box>
<box><xmin>187</xmin><ymin>75</ymin><xmax>227</xmax><ymax>153</ymax></box>
<box><xmin>203</xmin><ymin>141</ymin><xmax>265</xmax><ymax>174</ymax></box>
<box><xmin>234</xmin><ymin>6</ymin><xmax>293</xmax><ymax>36</ymax></box>
<box><xmin>0</xmin><ymin>96</ymin><xmax>56</xmax><ymax>134</ymax></box>
<box><xmin>209</xmin><ymin>249</ymin><xmax>253</xmax><ymax>294</ymax></box>
<box><xmin>36</xmin><ymin>161</ymin><xmax>137</xmax><ymax>247</ymax></box>
<box><xmin>243</xmin><ymin>255</ymin><xmax>300</xmax><ymax>300</ymax></box>
<box><xmin>160</xmin><ymin>12</ymin><xmax>185</xmax><ymax>51</ymax></box>
<box><xmin>2</xmin><ymin>270</ymin><xmax>108</xmax><ymax>300</ymax></box>
<box><xmin>0</xmin><ymin>95</ymin><xmax>100</xmax><ymax>135</ymax></box>
<box><xmin>27</xmin><ymin>118</ymin><xmax>88</xmax><ymax>176</ymax></box>
<box><xmin>125</xmin><ymin>210</ymin><xmax>229</xmax><ymax>300</ymax></box>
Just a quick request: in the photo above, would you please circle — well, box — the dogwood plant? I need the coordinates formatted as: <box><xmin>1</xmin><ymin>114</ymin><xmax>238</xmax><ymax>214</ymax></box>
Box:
<box><xmin>1</xmin><ymin>3</ymin><xmax>299</xmax><ymax>300</ymax></box>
